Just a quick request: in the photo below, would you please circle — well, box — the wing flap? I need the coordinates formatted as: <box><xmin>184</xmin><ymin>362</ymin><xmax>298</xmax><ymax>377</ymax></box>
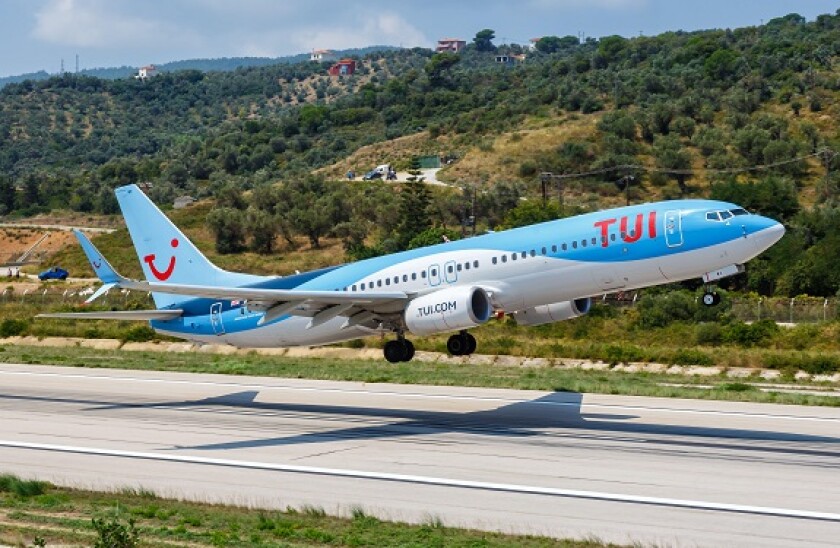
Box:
<box><xmin>37</xmin><ymin>310</ymin><xmax>183</xmax><ymax>321</ymax></box>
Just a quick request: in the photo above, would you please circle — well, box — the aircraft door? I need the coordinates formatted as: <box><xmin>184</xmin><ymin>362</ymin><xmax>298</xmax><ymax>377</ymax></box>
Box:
<box><xmin>210</xmin><ymin>302</ymin><xmax>225</xmax><ymax>335</ymax></box>
<box><xmin>664</xmin><ymin>210</ymin><xmax>683</xmax><ymax>247</ymax></box>
<box><xmin>428</xmin><ymin>264</ymin><xmax>441</xmax><ymax>286</ymax></box>
<box><xmin>444</xmin><ymin>260</ymin><xmax>458</xmax><ymax>284</ymax></box>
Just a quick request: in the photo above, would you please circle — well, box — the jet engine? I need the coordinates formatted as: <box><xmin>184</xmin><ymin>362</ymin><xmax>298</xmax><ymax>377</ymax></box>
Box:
<box><xmin>404</xmin><ymin>286</ymin><xmax>492</xmax><ymax>336</ymax></box>
<box><xmin>511</xmin><ymin>297</ymin><xmax>591</xmax><ymax>327</ymax></box>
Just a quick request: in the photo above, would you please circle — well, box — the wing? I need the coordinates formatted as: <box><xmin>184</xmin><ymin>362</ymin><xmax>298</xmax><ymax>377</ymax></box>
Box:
<box><xmin>118</xmin><ymin>279</ymin><xmax>410</xmax><ymax>327</ymax></box>
<box><xmin>38</xmin><ymin>310</ymin><xmax>184</xmax><ymax>321</ymax></box>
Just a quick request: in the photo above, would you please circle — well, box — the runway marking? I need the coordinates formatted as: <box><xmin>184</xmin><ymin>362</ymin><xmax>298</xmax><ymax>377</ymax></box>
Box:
<box><xmin>1</xmin><ymin>438</ymin><xmax>839</xmax><ymax>522</ymax></box>
<box><xmin>2</xmin><ymin>366</ymin><xmax>840</xmax><ymax>423</ymax></box>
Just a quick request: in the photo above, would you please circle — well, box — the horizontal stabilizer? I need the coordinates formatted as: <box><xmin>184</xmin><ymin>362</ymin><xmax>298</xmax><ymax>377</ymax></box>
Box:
<box><xmin>37</xmin><ymin>310</ymin><xmax>183</xmax><ymax>321</ymax></box>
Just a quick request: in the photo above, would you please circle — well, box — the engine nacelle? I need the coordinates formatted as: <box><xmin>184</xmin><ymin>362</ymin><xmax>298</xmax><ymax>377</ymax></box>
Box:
<box><xmin>404</xmin><ymin>286</ymin><xmax>492</xmax><ymax>336</ymax></box>
<box><xmin>512</xmin><ymin>297</ymin><xmax>592</xmax><ymax>327</ymax></box>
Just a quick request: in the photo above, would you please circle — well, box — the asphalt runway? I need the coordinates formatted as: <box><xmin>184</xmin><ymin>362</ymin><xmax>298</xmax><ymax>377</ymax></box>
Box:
<box><xmin>0</xmin><ymin>363</ymin><xmax>839</xmax><ymax>546</ymax></box>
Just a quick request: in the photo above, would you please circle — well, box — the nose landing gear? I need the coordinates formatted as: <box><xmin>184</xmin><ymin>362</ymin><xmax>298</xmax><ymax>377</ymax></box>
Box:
<box><xmin>702</xmin><ymin>289</ymin><xmax>721</xmax><ymax>307</ymax></box>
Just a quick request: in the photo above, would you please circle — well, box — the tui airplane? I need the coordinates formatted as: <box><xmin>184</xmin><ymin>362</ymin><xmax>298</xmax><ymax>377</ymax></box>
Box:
<box><xmin>40</xmin><ymin>184</ymin><xmax>784</xmax><ymax>362</ymax></box>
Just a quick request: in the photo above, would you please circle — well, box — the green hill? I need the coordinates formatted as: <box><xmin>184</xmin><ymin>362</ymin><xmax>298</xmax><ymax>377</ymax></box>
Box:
<box><xmin>4</xmin><ymin>11</ymin><xmax>840</xmax><ymax>296</ymax></box>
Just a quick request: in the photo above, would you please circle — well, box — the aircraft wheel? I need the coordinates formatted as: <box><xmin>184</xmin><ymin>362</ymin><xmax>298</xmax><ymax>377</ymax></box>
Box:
<box><xmin>447</xmin><ymin>333</ymin><xmax>468</xmax><ymax>356</ymax></box>
<box><xmin>402</xmin><ymin>340</ymin><xmax>415</xmax><ymax>362</ymax></box>
<box><xmin>465</xmin><ymin>333</ymin><xmax>477</xmax><ymax>355</ymax></box>
<box><xmin>384</xmin><ymin>340</ymin><xmax>405</xmax><ymax>363</ymax></box>
<box><xmin>702</xmin><ymin>291</ymin><xmax>720</xmax><ymax>307</ymax></box>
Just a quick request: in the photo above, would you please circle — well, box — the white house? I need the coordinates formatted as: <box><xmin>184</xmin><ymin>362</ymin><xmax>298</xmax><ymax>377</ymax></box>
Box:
<box><xmin>135</xmin><ymin>65</ymin><xmax>158</xmax><ymax>80</ymax></box>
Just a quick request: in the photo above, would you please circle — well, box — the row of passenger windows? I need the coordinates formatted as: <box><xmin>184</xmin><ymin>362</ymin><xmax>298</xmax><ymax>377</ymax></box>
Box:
<box><xmin>338</xmin><ymin>260</ymin><xmax>482</xmax><ymax>292</ymax></box>
<box><xmin>336</xmin><ymin>232</ymin><xmax>647</xmax><ymax>292</ymax></box>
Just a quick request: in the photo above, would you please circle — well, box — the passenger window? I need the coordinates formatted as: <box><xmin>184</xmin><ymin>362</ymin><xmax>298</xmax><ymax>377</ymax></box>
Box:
<box><xmin>562</xmin><ymin>243</ymin><xmax>567</xmax><ymax>251</ymax></box>
<box><xmin>402</xmin><ymin>275</ymin><xmax>407</xmax><ymax>282</ymax></box>
<box><xmin>447</xmin><ymin>265</ymin><xmax>454</xmax><ymax>273</ymax></box>
<box><xmin>474</xmin><ymin>260</ymin><xmax>479</xmax><ymax>268</ymax></box>
<box><xmin>521</xmin><ymin>251</ymin><xmax>527</xmax><ymax>259</ymax></box>
<box><xmin>377</xmin><ymin>280</ymin><xmax>382</xmax><ymax>287</ymax></box>
<box><xmin>551</xmin><ymin>245</ymin><xmax>557</xmax><ymax>253</ymax></box>
<box><xmin>501</xmin><ymin>255</ymin><xmax>507</xmax><ymax>263</ymax></box>
<box><xmin>361</xmin><ymin>283</ymin><xmax>366</xmax><ymax>290</ymax></box>
<box><xmin>541</xmin><ymin>247</ymin><xmax>546</xmax><ymax>255</ymax></box>
<box><xmin>385</xmin><ymin>279</ymin><xmax>390</xmax><ymax>286</ymax></box>
<box><xmin>581</xmin><ymin>240</ymin><xmax>587</xmax><ymax>248</ymax></box>
<box><xmin>411</xmin><ymin>273</ymin><xmax>417</xmax><ymax>280</ymax></box>
<box><xmin>591</xmin><ymin>238</ymin><xmax>596</xmax><ymax>245</ymax></box>
<box><xmin>457</xmin><ymin>264</ymin><xmax>462</xmax><ymax>271</ymax></box>
<box><xmin>611</xmin><ymin>233</ymin><xmax>616</xmax><ymax>241</ymax></box>
<box><xmin>492</xmin><ymin>257</ymin><xmax>498</xmax><ymax>265</ymax></box>
<box><xmin>512</xmin><ymin>254</ymin><xmax>517</xmax><ymax>261</ymax></box>
<box><xmin>352</xmin><ymin>285</ymin><xmax>357</xmax><ymax>291</ymax></box>
<box><xmin>464</xmin><ymin>263</ymin><xmax>469</xmax><ymax>270</ymax></box>
<box><xmin>431</xmin><ymin>268</ymin><xmax>437</xmax><ymax>276</ymax></box>
<box><xmin>572</xmin><ymin>241</ymin><xmax>577</xmax><ymax>249</ymax></box>
<box><xmin>421</xmin><ymin>271</ymin><xmax>427</xmax><ymax>279</ymax></box>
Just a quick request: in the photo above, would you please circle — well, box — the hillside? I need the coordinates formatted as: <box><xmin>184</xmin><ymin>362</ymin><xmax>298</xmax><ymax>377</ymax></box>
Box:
<box><xmin>4</xmin><ymin>11</ymin><xmax>840</xmax><ymax>296</ymax></box>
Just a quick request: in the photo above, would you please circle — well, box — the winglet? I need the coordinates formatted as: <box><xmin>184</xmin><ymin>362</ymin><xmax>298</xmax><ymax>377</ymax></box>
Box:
<box><xmin>74</xmin><ymin>230</ymin><xmax>125</xmax><ymax>284</ymax></box>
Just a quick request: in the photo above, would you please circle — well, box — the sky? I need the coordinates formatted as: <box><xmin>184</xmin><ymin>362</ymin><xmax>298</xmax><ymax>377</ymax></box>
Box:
<box><xmin>0</xmin><ymin>0</ymin><xmax>838</xmax><ymax>77</ymax></box>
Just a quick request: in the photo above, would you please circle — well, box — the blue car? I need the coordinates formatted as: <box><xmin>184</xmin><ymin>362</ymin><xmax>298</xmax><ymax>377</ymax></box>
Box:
<box><xmin>39</xmin><ymin>267</ymin><xmax>69</xmax><ymax>281</ymax></box>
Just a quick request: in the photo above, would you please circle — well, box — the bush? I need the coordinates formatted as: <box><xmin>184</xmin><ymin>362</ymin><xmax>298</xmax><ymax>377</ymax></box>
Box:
<box><xmin>92</xmin><ymin>516</ymin><xmax>139</xmax><ymax>548</ymax></box>
<box><xmin>695</xmin><ymin>322</ymin><xmax>723</xmax><ymax>345</ymax></box>
<box><xmin>121</xmin><ymin>325</ymin><xmax>156</xmax><ymax>343</ymax></box>
<box><xmin>0</xmin><ymin>318</ymin><xmax>28</xmax><ymax>337</ymax></box>
<box><xmin>636</xmin><ymin>291</ymin><xmax>696</xmax><ymax>328</ymax></box>
<box><xmin>722</xmin><ymin>319</ymin><xmax>779</xmax><ymax>347</ymax></box>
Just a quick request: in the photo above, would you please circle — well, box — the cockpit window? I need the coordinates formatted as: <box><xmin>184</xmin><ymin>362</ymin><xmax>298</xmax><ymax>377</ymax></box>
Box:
<box><xmin>706</xmin><ymin>212</ymin><xmax>721</xmax><ymax>221</ymax></box>
<box><xmin>719</xmin><ymin>210</ymin><xmax>733</xmax><ymax>220</ymax></box>
<box><xmin>730</xmin><ymin>208</ymin><xmax>749</xmax><ymax>216</ymax></box>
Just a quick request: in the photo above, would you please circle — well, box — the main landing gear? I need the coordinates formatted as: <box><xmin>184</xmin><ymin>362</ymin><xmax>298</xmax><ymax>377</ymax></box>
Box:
<box><xmin>384</xmin><ymin>337</ymin><xmax>415</xmax><ymax>363</ymax></box>
<box><xmin>446</xmin><ymin>330</ymin><xmax>477</xmax><ymax>356</ymax></box>
<box><xmin>383</xmin><ymin>330</ymin><xmax>477</xmax><ymax>363</ymax></box>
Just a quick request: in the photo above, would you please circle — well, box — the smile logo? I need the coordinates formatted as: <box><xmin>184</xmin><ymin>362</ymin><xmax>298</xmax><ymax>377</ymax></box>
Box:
<box><xmin>143</xmin><ymin>238</ymin><xmax>179</xmax><ymax>281</ymax></box>
<box><xmin>92</xmin><ymin>259</ymin><xmax>102</xmax><ymax>269</ymax></box>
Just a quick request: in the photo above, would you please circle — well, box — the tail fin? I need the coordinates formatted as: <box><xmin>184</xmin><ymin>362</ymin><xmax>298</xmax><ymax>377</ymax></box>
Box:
<box><xmin>74</xmin><ymin>229</ymin><xmax>124</xmax><ymax>303</ymax></box>
<box><xmin>115</xmin><ymin>185</ymin><xmax>263</xmax><ymax>308</ymax></box>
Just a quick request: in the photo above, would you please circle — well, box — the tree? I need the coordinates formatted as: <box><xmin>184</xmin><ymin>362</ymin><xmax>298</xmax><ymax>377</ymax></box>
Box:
<box><xmin>206</xmin><ymin>207</ymin><xmax>247</xmax><ymax>253</ymax></box>
<box><xmin>473</xmin><ymin>29</ymin><xmax>496</xmax><ymax>52</ymax></box>
<box><xmin>396</xmin><ymin>182</ymin><xmax>432</xmax><ymax>249</ymax></box>
<box><xmin>0</xmin><ymin>176</ymin><xmax>14</xmax><ymax>215</ymax></box>
<box><xmin>535</xmin><ymin>35</ymin><xmax>578</xmax><ymax>54</ymax></box>
<box><xmin>424</xmin><ymin>53</ymin><xmax>460</xmax><ymax>86</ymax></box>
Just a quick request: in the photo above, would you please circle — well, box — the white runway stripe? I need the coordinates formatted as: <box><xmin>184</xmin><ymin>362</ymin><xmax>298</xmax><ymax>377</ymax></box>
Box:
<box><xmin>2</xmin><ymin>439</ymin><xmax>839</xmax><ymax>522</ymax></box>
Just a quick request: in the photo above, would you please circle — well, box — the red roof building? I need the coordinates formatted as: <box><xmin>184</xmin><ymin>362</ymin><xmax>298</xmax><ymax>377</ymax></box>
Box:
<box><xmin>328</xmin><ymin>59</ymin><xmax>356</xmax><ymax>76</ymax></box>
<box><xmin>436</xmin><ymin>39</ymin><xmax>466</xmax><ymax>53</ymax></box>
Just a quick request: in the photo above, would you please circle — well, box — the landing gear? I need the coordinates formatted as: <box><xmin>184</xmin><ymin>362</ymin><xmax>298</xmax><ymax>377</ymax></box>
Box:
<box><xmin>384</xmin><ymin>338</ymin><xmax>415</xmax><ymax>363</ymax></box>
<box><xmin>702</xmin><ymin>290</ymin><xmax>721</xmax><ymax>307</ymax></box>
<box><xmin>446</xmin><ymin>330</ymin><xmax>477</xmax><ymax>356</ymax></box>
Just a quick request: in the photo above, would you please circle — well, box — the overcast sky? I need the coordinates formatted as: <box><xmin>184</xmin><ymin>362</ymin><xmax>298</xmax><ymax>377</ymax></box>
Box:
<box><xmin>0</xmin><ymin>0</ymin><xmax>837</xmax><ymax>77</ymax></box>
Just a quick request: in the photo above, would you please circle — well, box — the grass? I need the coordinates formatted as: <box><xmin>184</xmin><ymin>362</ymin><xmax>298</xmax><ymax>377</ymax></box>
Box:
<box><xmin>0</xmin><ymin>344</ymin><xmax>837</xmax><ymax>407</ymax></box>
<box><xmin>0</xmin><ymin>475</ymin><xmax>619</xmax><ymax>547</ymax></box>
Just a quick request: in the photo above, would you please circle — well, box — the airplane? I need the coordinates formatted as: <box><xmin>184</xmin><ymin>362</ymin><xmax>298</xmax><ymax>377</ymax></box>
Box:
<box><xmin>40</xmin><ymin>184</ymin><xmax>785</xmax><ymax>363</ymax></box>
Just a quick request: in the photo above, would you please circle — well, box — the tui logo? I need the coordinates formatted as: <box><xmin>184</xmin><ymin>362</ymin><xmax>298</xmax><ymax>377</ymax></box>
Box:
<box><xmin>143</xmin><ymin>238</ymin><xmax>179</xmax><ymax>281</ymax></box>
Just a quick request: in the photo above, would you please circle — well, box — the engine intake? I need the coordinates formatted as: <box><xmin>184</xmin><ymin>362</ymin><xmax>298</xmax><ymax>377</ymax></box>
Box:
<box><xmin>404</xmin><ymin>286</ymin><xmax>492</xmax><ymax>336</ymax></box>
<box><xmin>512</xmin><ymin>298</ymin><xmax>591</xmax><ymax>327</ymax></box>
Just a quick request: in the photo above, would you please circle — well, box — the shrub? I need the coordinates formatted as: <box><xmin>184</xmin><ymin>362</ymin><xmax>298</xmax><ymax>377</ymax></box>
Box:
<box><xmin>121</xmin><ymin>325</ymin><xmax>156</xmax><ymax>343</ymax></box>
<box><xmin>0</xmin><ymin>318</ymin><xmax>28</xmax><ymax>337</ymax></box>
<box><xmin>695</xmin><ymin>322</ymin><xmax>723</xmax><ymax>345</ymax></box>
<box><xmin>92</xmin><ymin>516</ymin><xmax>139</xmax><ymax>548</ymax></box>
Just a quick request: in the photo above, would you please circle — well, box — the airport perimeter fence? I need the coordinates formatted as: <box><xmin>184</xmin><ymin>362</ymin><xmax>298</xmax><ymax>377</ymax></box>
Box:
<box><xmin>3</xmin><ymin>285</ymin><xmax>838</xmax><ymax>324</ymax></box>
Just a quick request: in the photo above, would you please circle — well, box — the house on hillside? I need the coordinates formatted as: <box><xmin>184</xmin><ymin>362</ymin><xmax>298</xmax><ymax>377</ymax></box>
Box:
<box><xmin>135</xmin><ymin>65</ymin><xmax>158</xmax><ymax>80</ymax></box>
<box><xmin>310</xmin><ymin>49</ymin><xmax>336</xmax><ymax>62</ymax></box>
<box><xmin>328</xmin><ymin>59</ymin><xmax>356</xmax><ymax>76</ymax></box>
<box><xmin>529</xmin><ymin>38</ymin><xmax>542</xmax><ymax>51</ymax></box>
<box><xmin>436</xmin><ymin>39</ymin><xmax>466</xmax><ymax>53</ymax></box>
<box><xmin>495</xmin><ymin>54</ymin><xmax>526</xmax><ymax>66</ymax></box>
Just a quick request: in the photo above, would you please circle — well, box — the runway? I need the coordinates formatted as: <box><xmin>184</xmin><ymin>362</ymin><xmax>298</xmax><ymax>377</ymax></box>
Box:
<box><xmin>0</xmin><ymin>364</ymin><xmax>839</xmax><ymax>546</ymax></box>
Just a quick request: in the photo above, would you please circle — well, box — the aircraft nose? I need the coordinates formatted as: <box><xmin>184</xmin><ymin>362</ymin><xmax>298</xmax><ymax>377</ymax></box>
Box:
<box><xmin>751</xmin><ymin>219</ymin><xmax>785</xmax><ymax>253</ymax></box>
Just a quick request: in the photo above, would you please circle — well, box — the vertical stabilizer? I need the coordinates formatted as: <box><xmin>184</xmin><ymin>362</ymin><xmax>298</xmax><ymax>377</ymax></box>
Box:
<box><xmin>115</xmin><ymin>185</ymin><xmax>264</xmax><ymax>308</ymax></box>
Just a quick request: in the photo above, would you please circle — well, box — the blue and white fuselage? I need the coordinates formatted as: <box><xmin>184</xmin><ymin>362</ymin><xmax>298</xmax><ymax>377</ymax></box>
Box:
<box><xmin>50</xmin><ymin>185</ymin><xmax>784</xmax><ymax>363</ymax></box>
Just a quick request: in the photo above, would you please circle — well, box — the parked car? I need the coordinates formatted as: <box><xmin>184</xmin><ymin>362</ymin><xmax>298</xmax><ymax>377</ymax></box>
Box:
<box><xmin>39</xmin><ymin>267</ymin><xmax>69</xmax><ymax>281</ymax></box>
<box><xmin>363</xmin><ymin>164</ymin><xmax>390</xmax><ymax>180</ymax></box>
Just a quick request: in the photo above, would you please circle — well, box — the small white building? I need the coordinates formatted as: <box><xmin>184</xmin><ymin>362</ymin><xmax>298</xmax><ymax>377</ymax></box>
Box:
<box><xmin>135</xmin><ymin>65</ymin><xmax>158</xmax><ymax>80</ymax></box>
<box><xmin>310</xmin><ymin>49</ymin><xmax>336</xmax><ymax>62</ymax></box>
